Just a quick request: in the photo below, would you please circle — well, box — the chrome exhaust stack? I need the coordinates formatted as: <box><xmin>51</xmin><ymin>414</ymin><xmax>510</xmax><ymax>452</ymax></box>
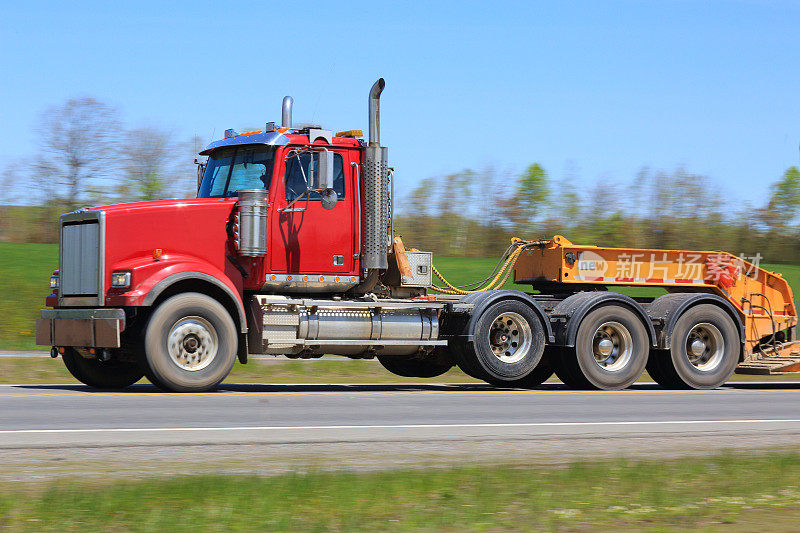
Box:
<box><xmin>281</xmin><ymin>96</ymin><xmax>293</xmax><ymax>129</ymax></box>
<box><xmin>368</xmin><ymin>78</ymin><xmax>385</xmax><ymax>146</ymax></box>
<box><xmin>361</xmin><ymin>78</ymin><xmax>389</xmax><ymax>271</ymax></box>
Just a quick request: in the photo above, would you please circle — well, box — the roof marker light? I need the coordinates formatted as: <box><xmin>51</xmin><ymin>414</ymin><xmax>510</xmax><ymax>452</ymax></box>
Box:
<box><xmin>336</xmin><ymin>130</ymin><xmax>363</xmax><ymax>138</ymax></box>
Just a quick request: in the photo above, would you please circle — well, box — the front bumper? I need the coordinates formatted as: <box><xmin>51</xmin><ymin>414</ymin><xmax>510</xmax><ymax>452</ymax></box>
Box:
<box><xmin>36</xmin><ymin>308</ymin><xmax>126</xmax><ymax>348</ymax></box>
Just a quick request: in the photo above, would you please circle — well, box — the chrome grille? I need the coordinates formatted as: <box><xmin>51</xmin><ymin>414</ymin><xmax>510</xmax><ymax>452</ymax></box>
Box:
<box><xmin>59</xmin><ymin>211</ymin><xmax>105</xmax><ymax>304</ymax></box>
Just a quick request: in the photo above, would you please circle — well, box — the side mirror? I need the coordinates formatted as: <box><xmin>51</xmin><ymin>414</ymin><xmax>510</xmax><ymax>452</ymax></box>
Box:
<box><xmin>194</xmin><ymin>157</ymin><xmax>206</xmax><ymax>193</ymax></box>
<box><xmin>321</xmin><ymin>188</ymin><xmax>338</xmax><ymax>210</ymax></box>
<box><xmin>309</xmin><ymin>149</ymin><xmax>334</xmax><ymax>191</ymax></box>
<box><xmin>313</xmin><ymin>150</ymin><xmax>337</xmax><ymax>209</ymax></box>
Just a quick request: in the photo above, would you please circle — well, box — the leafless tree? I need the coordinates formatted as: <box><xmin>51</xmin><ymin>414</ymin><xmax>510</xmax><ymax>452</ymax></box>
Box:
<box><xmin>35</xmin><ymin>97</ymin><xmax>122</xmax><ymax>208</ymax></box>
<box><xmin>121</xmin><ymin>126</ymin><xmax>177</xmax><ymax>201</ymax></box>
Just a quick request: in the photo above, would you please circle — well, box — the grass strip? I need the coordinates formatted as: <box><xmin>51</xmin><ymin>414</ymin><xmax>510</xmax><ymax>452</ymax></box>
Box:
<box><xmin>3</xmin><ymin>453</ymin><xmax>800</xmax><ymax>531</ymax></box>
<box><xmin>1</xmin><ymin>356</ymin><xmax>798</xmax><ymax>385</ymax></box>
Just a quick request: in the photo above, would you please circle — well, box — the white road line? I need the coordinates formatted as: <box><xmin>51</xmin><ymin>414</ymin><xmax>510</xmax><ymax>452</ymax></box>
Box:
<box><xmin>3</xmin><ymin>419</ymin><xmax>800</xmax><ymax>434</ymax></box>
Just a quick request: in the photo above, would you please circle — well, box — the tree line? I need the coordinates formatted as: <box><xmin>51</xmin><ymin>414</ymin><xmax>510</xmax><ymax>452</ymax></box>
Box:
<box><xmin>0</xmin><ymin>97</ymin><xmax>201</xmax><ymax>243</ymax></box>
<box><xmin>394</xmin><ymin>164</ymin><xmax>800</xmax><ymax>264</ymax></box>
<box><xmin>2</xmin><ymin>96</ymin><xmax>799</xmax><ymax>264</ymax></box>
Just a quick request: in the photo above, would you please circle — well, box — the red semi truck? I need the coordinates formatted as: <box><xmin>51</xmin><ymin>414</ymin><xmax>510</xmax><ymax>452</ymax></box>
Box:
<box><xmin>36</xmin><ymin>79</ymin><xmax>799</xmax><ymax>392</ymax></box>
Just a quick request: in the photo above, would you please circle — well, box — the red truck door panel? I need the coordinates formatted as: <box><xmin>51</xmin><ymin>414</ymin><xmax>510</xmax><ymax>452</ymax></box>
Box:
<box><xmin>269</xmin><ymin>148</ymin><xmax>358</xmax><ymax>275</ymax></box>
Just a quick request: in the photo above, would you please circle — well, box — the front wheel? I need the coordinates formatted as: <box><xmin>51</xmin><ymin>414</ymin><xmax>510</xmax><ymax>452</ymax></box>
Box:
<box><xmin>142</xmin><ymin>293</ymin><xmax>238</xmax><ymax>392</ymax></box>
<box><xmin>62</xmin><ymin>347</ymin><xmax>144</xmax><ymax>389</ymax></box>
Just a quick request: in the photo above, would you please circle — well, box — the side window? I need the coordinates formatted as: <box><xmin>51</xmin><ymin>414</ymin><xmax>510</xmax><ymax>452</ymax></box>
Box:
<box><xmin>284</xmin><ymin>152</ymin><xmax>345</xmax><ymax>201</ymax></box>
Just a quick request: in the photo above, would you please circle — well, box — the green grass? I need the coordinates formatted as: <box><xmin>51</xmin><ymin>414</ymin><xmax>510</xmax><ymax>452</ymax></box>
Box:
<box><xmin>0</xmin><ymin>357</ymin><xmax>482</xmax><ymax>385</ymax></box>
<box><xmin>4</xmin><ymin>452</ymin><xmax>800</xmax><ymax>531</ymax></box>
<box><xmin>0</xmin><ymin>243</ymin><xmax>58</xmax><ymax>350</ymax></box>
<box><xmin>2</xmin><ymin>355</ymin><xmax>799</xmax><ymax>386</ymax></box>
<box><xmin>2</xmin><ymin>242</ymin><xmax>799</xmax><ymax>351</ymax></box>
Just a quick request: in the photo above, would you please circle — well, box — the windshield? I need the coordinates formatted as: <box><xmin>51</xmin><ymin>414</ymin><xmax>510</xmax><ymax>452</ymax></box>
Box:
<box><xmin>197</xmin><ymin>146</ymin><xmax>276</xmax><ymax>198</ymax></box>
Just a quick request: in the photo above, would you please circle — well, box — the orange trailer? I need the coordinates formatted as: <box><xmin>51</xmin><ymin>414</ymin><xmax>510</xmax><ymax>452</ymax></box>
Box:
<box><xmin>513</xmin><ymin>236</ymin><xmax>799</xmax><ymax>376</ymax></box>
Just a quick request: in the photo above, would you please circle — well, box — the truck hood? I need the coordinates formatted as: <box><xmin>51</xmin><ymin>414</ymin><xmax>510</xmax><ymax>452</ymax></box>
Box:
<box><xmin>87</xmin><ymin>197</ymin><xmax>234</xmax><ymax>215</ymax></box>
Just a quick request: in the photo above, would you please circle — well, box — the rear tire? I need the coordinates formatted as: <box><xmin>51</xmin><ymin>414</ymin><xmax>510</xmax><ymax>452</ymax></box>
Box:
<box><xmin>142</xmin><ymin>292</ymin><xmax>238</xmax><ymax>392</ymax></box>
<box><xmin>648</xmin><ymin>304</ymin><xmax>739</xmax><ymax>389</ymax></box>
<box><xmin>377</xmin><ymin>355</ymin><xmax>452</xmax><ymax>378</ymax></box>
<box><xmin>62</xmin><ymin>347</ymin><xmax>143</xmax><ymax>389</ymax></box>
<box><xmin>555</xmin><ymin>305</ymin><xmax>649</xmax><ymax>390</ymax></box>
<box><xmin>490</xmin><ymin>347</ymin><xmax>557</xmax><ymax>388</ymax></box>
<box><xmin>452</xmin><ymin>340</ymin><xmax>485</xmax><ymax>380</ymax></box>
<box><xmin>462</xmin><ymin>300</ymin><xmax>546</xmax><ymax>384</ymax></box>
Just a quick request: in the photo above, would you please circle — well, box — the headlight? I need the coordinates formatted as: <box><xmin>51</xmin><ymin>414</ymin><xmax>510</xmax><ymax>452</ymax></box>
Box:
<box><xmin>111</xmin><ymin>271</ymin><xmax>132</xmax><ymax>288</ymax></box>
<box><xmin>50</xmin><ymin>274</ymin><xmax>59</xmax><ymax>289</ymax></box>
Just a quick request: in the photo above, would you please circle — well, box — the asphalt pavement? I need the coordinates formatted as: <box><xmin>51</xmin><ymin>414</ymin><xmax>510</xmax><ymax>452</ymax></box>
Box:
<box><xmin>3</xmin><ymin>381</ymin><xmax>800</xmax><ymax>481</ymax></box>
<box><xmin>3</xmin><ymin>381</ymin><xmax>800</xmax><ymax>446</ymax></box>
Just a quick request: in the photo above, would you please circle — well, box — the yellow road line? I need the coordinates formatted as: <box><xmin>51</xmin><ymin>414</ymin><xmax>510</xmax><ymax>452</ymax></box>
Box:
<box><xmin>0</xmin><ymin>387</ymin><xmax>780</xmax><ymax>398</ymax></box>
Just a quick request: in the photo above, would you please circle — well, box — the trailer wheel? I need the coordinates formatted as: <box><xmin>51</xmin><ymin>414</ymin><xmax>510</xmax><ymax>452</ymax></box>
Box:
<box><xmin>462</xmin><ymin>300</ymin><xmax>546</xmax><ymax>384</ymax></box>
<box><xmin>377</xmin><ymin>355</ymin><xmax>452</xmax><ymax>378</ymax></box>
<box><xmin>143</xmin><ymin>292</ymin><xmax>238</xmax><ymax>392</ymax></box>
<box><xmin>648</xmin><ymin>304</ymin><xmax>739</xmax><ymax>389</ymax></box>
<box><xmin>554</xmin><ymin>305</ymin><xmax>649</xmax><ymax>390</ymax></box>
<box><xmin>61</xmin><ymin>347</ymin><xmax>144</xmax><ymax>389</ymax></box>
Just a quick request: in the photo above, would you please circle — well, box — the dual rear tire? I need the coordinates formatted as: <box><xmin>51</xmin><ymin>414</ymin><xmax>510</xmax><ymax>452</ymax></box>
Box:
<box><xmin>553</xmin><ymin>305</ymin><xmax>650</xmax><ymax>390</ymax></box>
<box><xmin>646</xmin><ymin>304</ymin><xmax>739</xmax><ymax>389</ymax></box>
<box><xmin>552</xmin><ymin>302</ymin><xmax>740</xmax><ymax>390</ymax></box>
<box><xmin>454</xmin><ymin>300</ymin><xmax>551</xmax><ymax>387</ymax></box>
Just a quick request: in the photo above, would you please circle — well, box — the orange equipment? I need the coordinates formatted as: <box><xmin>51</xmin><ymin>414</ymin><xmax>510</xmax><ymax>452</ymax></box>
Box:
<box><xmin>514</xmin><ymin>236</ymin><xmax>799</xmax><ymax>373</ymax></box>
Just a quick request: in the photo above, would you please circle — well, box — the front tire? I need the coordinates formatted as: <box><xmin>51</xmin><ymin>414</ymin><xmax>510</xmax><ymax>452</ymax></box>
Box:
<box><xmin>62</xmin><ymin>347</ymin><xmax>143</xmax><ymax>389</ymax></box>
<box><xmin>143</xmin><ymin>293</ymin><xmax>238</xmax><ymax>392</ymax></box>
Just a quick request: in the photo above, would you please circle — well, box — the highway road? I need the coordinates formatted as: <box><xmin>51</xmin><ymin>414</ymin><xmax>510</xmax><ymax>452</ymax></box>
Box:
<box><xmin>2</xmin><ymin>381</ymin><xmax>800</xmax><ymax>480</ymax></box>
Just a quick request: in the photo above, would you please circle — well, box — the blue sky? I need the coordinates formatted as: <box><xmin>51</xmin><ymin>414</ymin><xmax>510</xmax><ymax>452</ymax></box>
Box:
<box><xmin>1</xmin><ymin>1</ymin><xmax>798</xmax><ymax>205</ymax></box>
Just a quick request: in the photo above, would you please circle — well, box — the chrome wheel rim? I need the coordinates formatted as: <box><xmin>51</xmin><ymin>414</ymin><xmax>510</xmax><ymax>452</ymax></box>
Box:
<box><xmin>489</xmin><ymin>312</ymin><xmax>532</xmax><ymax>364</ymax></box>
<box><xmin>592</xmin><ymin>321</ymin><xmax>633</xmax><ymax>372</ymax></box>
<box><xmin>167</xmin><ymin>316</ymin><xmax>218</xmax><ymax>371</ymax></box>
<box><xmin>685</xmin><ymin>322</ymin><xmax>724</xmax><ymax>371</ymax></box>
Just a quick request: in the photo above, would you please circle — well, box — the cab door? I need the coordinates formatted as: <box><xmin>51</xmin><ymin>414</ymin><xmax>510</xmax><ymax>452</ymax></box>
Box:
<box><xmin>269</xmin><ymin>147</ymin><xmax>358</xmax><ymax>276</ymax></box>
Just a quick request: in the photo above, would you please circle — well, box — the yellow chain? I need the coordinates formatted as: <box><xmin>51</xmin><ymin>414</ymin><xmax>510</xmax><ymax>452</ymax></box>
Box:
<box><xmin>429</xmin><ymin>239</ymin><xmax>527</xmax><ymax>295</ymax></box>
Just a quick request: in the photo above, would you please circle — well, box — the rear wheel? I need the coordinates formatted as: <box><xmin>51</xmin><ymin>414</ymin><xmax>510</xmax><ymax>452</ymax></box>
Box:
<box><xmin>377</xmin><ymin>355</ymin><xmax>452</xmax><ymax>378</ymax></box>
<box><xmin>647</xmin><ymin>304</ymin><xmax>739</xmax><ymax>389</ymax></box>
<box><xmin>142</xmin><ymin>293</ymin><xmax>238</xmax><ymax>392</ymax></box>
<box><xmin>490</xmin><ymin>346</ymin><xmax>557</xmax><ymax>388</ymax></box>
<box><xmin>461</xmin><ymin>300</ymin><xmax>546</xmax><ymax>384</ymax></box>
<box><xmin>554</xmin><ymin>305</ymin><xmax>649</xmax><ymax>390</ymax></box>
<box><xmin>61</xmin><ymin>347</ymin><xmax>143</xmax><ymax>389</ymax></box>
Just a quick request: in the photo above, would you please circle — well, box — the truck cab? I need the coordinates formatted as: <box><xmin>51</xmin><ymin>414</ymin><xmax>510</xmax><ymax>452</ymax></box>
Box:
<box><xmin>196</xmin><ymin>126</ymin><xmax>365</xmax><ymax>293</ymax></box>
